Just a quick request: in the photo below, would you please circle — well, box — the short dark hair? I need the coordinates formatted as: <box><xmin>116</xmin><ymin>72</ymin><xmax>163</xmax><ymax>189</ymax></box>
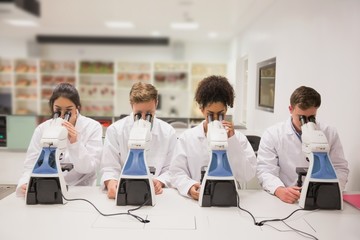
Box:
<box><xmin>290</xmin><ymin>86</ymin><xmax>321</xmax><ymax>110</ymax></box>
<box><xmin>195</xmin><ymin>75</ymin><xmax>235</xmax><ymax>109</ymax></box>
<box><xmin>49</xmin><ymin>83</ymin><xmax>81</xmax><ymax>114</ymax></box>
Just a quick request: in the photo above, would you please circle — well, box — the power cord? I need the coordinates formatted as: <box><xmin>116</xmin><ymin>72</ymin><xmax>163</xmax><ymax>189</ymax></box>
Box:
<box><xmin>62</xmin><ymin>193</ymin><xmax>150</xmax><ymax>223</ymax></box>
<box><xmin>236</xmin><ymin>193</ymin><xmax>318</xmax><ymax>240</ymax></box>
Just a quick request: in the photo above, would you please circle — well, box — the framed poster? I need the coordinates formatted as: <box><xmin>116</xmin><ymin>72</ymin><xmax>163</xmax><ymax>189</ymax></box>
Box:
<box><xmin>256</xmin><ymin>58</ymin><xmax>276</xmax><ymax>112</ymax></box>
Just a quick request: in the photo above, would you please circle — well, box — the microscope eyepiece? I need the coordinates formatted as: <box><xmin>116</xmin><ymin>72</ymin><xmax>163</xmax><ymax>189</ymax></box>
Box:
<box><xmin>134</xmin><ymin>112</ymin><xmax>142</xmax><ymax>121</ymax></box>
<box><xmin>207</xmin><ymin>114</ymin><xmax>214</xmax><ymax>123</ymax></box>
<box><xmin>218</xmin><ymin>114</ymin><xmax>224</xmax><ymax>121</ymax></box>
<box><xmin>63</xmin><ymin>111</ymin><xmax>72</xmax><ymax>121</ymax></box>
<box><xmin>299</xmin><ymin>115</ymin><xmax>307</xmax><ymax>126</ymax></box>
<box><xmin>53</xmin><ymin>111</ymin><xmax>61</xmax><ymax>119</ymax></box>
<box><xmin>299</xmin><ymin>115</ymin><xmax>316</xmax><ymax>125</ymax></box>
<box><xmin>308</xmin><ymin>115</ymin><xmax>316</xmax><ymax>123</ymax></box>
<box><xmin>145</xmin><ymin>112</ymin><xmax>152</xmax><ymax>122</ymax></box>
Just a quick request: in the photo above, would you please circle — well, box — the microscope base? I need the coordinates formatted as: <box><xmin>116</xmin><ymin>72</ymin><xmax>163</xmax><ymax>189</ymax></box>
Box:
<box><xmin>301</xmin><ymin>181</ymin><xmax>342</xmax><ymax>210</ymax></box>
<box><xmin>201</xmin><ymin>179</ymin><xmax>237</xmax><ymax>207</ymax></box>
<box><xmin>26</xmin><ymin>177</ymin><xmax>64</xmax><ymax>205</ymax></box>
<box><xmin>116</xmin><ymin>178</ymin><xmax>153</xmax><ymax>206</ymax></box>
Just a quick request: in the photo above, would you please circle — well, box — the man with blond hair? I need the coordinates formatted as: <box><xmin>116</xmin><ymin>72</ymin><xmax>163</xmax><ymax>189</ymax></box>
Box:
<box><xmin>100</xmin><ymin>82</ymin><xmax>177</xmax><ymax>199</ymax></box>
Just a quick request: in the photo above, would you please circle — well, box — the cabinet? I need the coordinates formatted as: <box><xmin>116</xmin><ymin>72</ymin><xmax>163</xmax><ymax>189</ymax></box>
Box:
<box><xmin>78</xmin><ymin>61</ymin><xmax>114</xmax><ymax>117</ymax></box>
<box><xmin>190</xmin><ymin>63</ymin><xmax>227</xmax><ymax>118</ymax></box>
<box><xmin>0</xmin><ymin>57</ymin><xmax>228</xmax><ymax>120</ymax></box>
<box><xmin>154</xmin><ymin>62</ymin><xmax>190</xmax><ymax>118</ymax></box>
<box><xmin>0</xmin><ymin>59</ymin><xmax>13</xmax><ymax>114</ymax></box>
<box><xmin>39</xmin><ymin>60</ymin><xmax>76</xmax><ymax>115</ymax></box>
<box><xmin>115</xmin><ymin>62</ymin><xmax>151</xmax><ymax>116</ymax></box>
<box><xmin>13</xmin><ymin>59</ymin><xmax>38</xmax><ymax>115</ymax></box>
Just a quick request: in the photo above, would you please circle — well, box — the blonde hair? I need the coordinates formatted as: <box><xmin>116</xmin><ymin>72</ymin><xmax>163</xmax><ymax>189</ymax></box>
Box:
<box><xmin>129</xmin><ymin>82</ymin><xmax>158</xmax><ymax>104</ymax></box>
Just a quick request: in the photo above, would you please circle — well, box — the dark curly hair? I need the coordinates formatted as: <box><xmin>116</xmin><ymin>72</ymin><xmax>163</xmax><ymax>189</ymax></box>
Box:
<box><xmin>195</xmin><ymin>75</ymin><xmax>235</xmax><ymax>109</ymax></box>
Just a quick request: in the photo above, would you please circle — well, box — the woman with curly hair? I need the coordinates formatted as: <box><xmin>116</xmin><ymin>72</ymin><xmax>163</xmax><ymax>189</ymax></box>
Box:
<box><xmin>169</xmin><ymin>75</ymin><xmax>256</xmax><ymax>200</ymax></box>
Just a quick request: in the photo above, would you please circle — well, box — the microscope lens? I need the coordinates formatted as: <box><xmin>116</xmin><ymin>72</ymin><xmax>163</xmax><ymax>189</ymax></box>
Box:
<box><xmin>64</xmin><ymin>111</ymin><xmax>72</xmax><ymax>121</ymax></box>
<box><xmin>219</xmin><ymin>114</ymin><xmax>224</xmax><ymax>121</ymax></box>
<box><xmin>145</xmin><ymin>113</ymin><xmax>152</xmax><ymax>122</ymax></box>
<box><xmin>134</xmin><ymin>112</ymin><xmax>141</xmax><ymax>120</ymax></box>
<box><xmin>207</xmin><ymin>114</ymin><xmax>213</xmax><ymax>123</ymax></box>
<box><xmin>53</xmin><ymin>111</ymin><xmax>61</xmax><ymax>119</ymax></box>
<box><xmin>299</xmin><ymin>115</ymin><xmax>307</xmax><ymax>125</ymax></box>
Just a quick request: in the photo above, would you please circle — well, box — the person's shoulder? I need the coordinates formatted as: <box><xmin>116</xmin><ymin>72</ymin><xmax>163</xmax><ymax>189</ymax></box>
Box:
<box><xmin>153</xmin><ymin>118</ymin><xmax>176</xmax><ymax>138</ymax></box>
<box><xmin>106</xmin><ymin>116</ymin><xmax>129</xmax><ymax>131</ymax></box>
<box><xmin>317</xmin><ymin>121</ymin><xmax>338</xmax><ymax>135</ymax></box>
<box><xmin>155</xmin><ymin>118</ymin><xmax>175</xmax><ymax>130</ymax></box>
<box><xmin>36</xmin><ymin>118</ymin><xmax>53</xmax><ymax>129</ymax></box>
<box><xmin>78</xmin><ymin>115</ymin><xmax>102</xmax><ymax>128</ymax></box>
<box><xmin>179</xmin><ymin>124</ymin><xmax>201</xmax><ymax>139</ymax></box>
<box><xmin>265</xmin><ymin>120</ymin><xmax>287</xmax><ymax>134</ymax></box>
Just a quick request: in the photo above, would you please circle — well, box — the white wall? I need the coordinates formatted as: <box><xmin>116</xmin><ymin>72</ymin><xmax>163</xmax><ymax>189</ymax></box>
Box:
<box><xmin>0</xmin><ymin>151</ymin><xmax>26</xmax><ymax>185</ymax></box>
<box><xmin>0</xmin><ymin>38</ymin><xmax>28</xmax><ymax>58</ymax></box>
<box><xmin>234</xmin><ymin>0</ymin><xmax>360</xmax><ymax>191</ymax></box>
<box><xmin>37</xmin><ymin>41</ymin><xmax>231</xmax><ymax>62</ymax></box>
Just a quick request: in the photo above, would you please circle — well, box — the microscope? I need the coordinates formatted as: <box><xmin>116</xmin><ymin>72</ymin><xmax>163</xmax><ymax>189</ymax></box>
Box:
<box><xmin>26</xmin><ymin>111</ymin><xmax>71</xmax><ymax>205</ymax></box>
<box><xmin>199</xmin><ymin>114</ymin><xmax>238</xmax><ymax>207</ymax></box>
<box><xmin>116</xmin><ymin>112</ymin><xmax>156</xmax><ymax>206</ymax></box>
<box><xmin>298</xmin><ymin>115</ymin><xmax>342</xmax><ymax>210</ymax></box>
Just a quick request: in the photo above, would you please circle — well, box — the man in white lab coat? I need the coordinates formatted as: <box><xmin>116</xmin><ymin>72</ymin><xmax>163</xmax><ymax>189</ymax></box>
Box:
<box><xmin>256</xmin><ymin>86</ymin><xmax>349</xmax><ymax>204</ymax></box>
<box><xmin>100</xmin><ymin>82</ymin><xmax>177</xmax><ymax>199</ymax></box>
<box><xmin>169</xmin><ymin>75</ymin><xmax>257</xmax><ymax>200</ymax></box>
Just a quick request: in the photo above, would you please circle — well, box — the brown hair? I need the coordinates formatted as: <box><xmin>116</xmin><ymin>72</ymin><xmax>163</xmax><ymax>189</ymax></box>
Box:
<box><xmin>290</xmin><ymin>86</ymin><xmax>321</xmax><ymax>110</ymax></box>
<box><xmin>195</xmin><ymin>75</ymin><xmax>235</xmax><ymax>109</ymax></box>
<box><xmin>129</xmin><ymin>82</ymin><xmax>158</xmax><ymax>104</ymax></box>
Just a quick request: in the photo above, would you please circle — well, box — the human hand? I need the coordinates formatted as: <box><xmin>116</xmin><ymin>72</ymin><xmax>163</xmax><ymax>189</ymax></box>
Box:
<box><xmin>21</xmin><ymin>184</ymin><xmax>27</xmax><ymax>195</ymax></box>
<box><xmin>62</xmin><ymin>121</ymin><xmax>78</xmax><ymax>144</ymax></box>
<box><xmin>105</xmin><ymin>179</ymin><xmax>118</xmax><ymax>199</ymax></box>
<box><xmin>222</xmin><ymin>120</ymin><xmax>235</xmax><ymax>138</ymax></box>
<box><xmin>188</xmin><ymin>183</ymin><xmax>201</xmax><ymax>200</ymax></box>
<box><xmin>274</xmin><ymin>186</ymin><xmax>301</xmax><ymax>204</ymax></box>
<box><xmin>153</xmin><ymin>179</ymin><xmax>165</xmax><ymax>195</ymax></box>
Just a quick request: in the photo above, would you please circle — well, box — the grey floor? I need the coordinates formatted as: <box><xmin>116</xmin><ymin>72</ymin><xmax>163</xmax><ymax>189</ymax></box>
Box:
<box><xmin>0</xmin><ymin>184</ymin><xmax>16</xmax><ymax>200</ymax></box>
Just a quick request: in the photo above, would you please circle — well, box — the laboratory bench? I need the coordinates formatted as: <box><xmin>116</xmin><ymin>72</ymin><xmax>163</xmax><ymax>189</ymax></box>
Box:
<box><xmin>0</xmin><ymin>187</ymin><xmax>359</xmax><ymax>240</ymax></box>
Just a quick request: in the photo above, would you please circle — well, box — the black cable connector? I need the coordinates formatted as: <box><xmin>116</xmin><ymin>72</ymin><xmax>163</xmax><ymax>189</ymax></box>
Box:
<box><xmin>62</xmin><ymin>193</ymin><xmax>150</xmax><ymax>224</ymax></box>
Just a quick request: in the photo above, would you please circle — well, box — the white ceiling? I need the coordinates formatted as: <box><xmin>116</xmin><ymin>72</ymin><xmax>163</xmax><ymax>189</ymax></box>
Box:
<box><xmin>0</xmin><ymin>0</ymin><xmax>274</xmax><ymax>43</ymax></box>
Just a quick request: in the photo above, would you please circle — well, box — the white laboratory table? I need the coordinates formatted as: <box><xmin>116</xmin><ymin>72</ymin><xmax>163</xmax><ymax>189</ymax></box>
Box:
<box><xmin>0</xmin><ymin>187</ymin><xmax>359</xmax><ymax>240</ymax></box>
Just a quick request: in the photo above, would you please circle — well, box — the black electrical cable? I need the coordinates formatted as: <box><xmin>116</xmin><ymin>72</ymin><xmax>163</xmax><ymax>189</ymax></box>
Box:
<box><xmin>236</xmin><ymin>192</ymin><xmax>318</xmax><ymax>239</ymax></box>
<box><xmin>62</xmin><ymin>194</ymin><xmax>150</xmax><ymax>223</ymax></box>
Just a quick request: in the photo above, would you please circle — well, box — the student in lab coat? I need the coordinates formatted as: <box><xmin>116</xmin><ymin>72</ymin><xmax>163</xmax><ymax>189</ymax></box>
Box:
<box><xmin>169</xmin><ymin>75</ymin><xmax>257</xmax><ymax>200</ymax></box>
<box><xmin>256</xmin><ymin>86</ymin><xmax>349</xmax><ymax>204</ymax></box>
<box><xmin>16</xmin><ymin>83</ymin><xmax>103</xmax><ymax>196</ymax></box>
<box><xmin>100</xmin><ymin>82</ymin><xmax>177</xmax><ymax>199</ymax></box>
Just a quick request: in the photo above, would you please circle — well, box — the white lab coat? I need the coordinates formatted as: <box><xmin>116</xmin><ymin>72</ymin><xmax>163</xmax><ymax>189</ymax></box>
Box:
<box><xmin>100</xmin><ymin>114</ymin><xmax>177</xmax><ymax>188</ymax></box>
<box><xmin>16</xmin><ymin>114</ymin><xmax>103</xmax><ymax>196</ymax></box>
<box><xmin>256</xmin><ymin>117</ymin><xmax>349</xmax><ymax>194</ymax></box>
<box><xmin>169</xmin><ymin>121</ymin><xmax>257</xmax><ymax>197</ymax></box>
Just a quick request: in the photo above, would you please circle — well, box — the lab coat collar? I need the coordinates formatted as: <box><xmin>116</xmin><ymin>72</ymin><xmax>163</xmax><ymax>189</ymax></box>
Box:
<box><xmin>286</xmin><ymin>117</ymin><xmax>295</xmax><ymax>135</ymax></box>
<box><xmin>74</xmin><ymin>113</ymin><xmax>85</xmax><ymax>131</ymax></box>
